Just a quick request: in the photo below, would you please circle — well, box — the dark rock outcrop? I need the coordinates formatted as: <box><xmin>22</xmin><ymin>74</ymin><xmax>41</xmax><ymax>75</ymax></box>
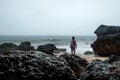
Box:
<box><xmin>106</xmin><ymin>54</ymin><xmax>120</xmax><ymax>63</ymax></box>
<box><xmin>17</xmin><ymin>41</ymin><xmax>34</xmax><ymax>51</ymax></box>
<box><xmin>36</xmin><ymin>44</ymin><xmax>57</xmax><ymax>55</ymax></box>
<box><xmin>80</xmin><ymin>54</ymin><xmax>120</xmax><ymax>80</ymax></box>
<box><xmin>54</xmin><ymin>48</ymin><xmax>66</xmax><ymax>53</ymax></box>
<box><xmin>94</xmin><ymin>25</ymin><xmax>120</xmax><ymax>37</ymax></box>
<box><xmin>91</xmin><ymin>33</ymin><xmax>120</xmax><ymax>56</ymax></box>
<box><xmin>60</xmin><ymin>54</ymin><xmax>89</xmax><ymax>78</ymax></box>
<box><xmin>0</xmin><ymin>51</ymin><xmax>77</xmax><ymax>80</ymax></box>
<box><xmin>0</xmin><ymin>43</ymin><xmax>17</xmax><ymax>53</ymax></box>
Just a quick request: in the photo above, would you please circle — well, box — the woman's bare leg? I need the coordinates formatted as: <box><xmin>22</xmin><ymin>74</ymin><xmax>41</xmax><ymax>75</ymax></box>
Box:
<box><xmin>73</xmin><ymin>50</ymin><xmax>75</xmax><ymax>55</ymax></box>
<box><xmin>71</xmin><ymin>50</ymin><xmax>73</xmax><ymax>54</ymax></box>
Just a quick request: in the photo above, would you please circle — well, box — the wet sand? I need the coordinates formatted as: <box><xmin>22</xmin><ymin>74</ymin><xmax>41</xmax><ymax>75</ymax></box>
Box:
<box><xmin>80</xmin><ymin>55</ymin><xmax>108</xmax><ymax>63</ymax></box>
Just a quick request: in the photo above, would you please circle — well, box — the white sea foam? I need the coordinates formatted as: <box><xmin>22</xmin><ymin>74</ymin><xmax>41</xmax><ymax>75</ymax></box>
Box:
<box><xmin>56</xmin><ymin>42</ymin><xmax>93</xmax><ymax>55</ymax></box>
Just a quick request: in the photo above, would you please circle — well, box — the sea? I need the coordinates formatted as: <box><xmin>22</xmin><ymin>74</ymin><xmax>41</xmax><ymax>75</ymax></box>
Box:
<box><xmin>0</xmin><ymin>35</ymin><xmax>96</xmax><ymax>54</ymax></box>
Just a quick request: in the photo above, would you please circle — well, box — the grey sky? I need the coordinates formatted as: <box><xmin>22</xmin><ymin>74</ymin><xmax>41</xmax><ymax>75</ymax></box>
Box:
<box><xmin>0</xmin><ymin>0</ymin><xmax>120</xmax><ymax>35</ymax></box>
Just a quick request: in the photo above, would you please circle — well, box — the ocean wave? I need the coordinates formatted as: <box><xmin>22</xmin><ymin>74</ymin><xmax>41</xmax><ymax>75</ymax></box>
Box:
<box><xmin>0</xmin><ymin>35</ymin><xmax>96</xmax><ymax>47</ymax></box>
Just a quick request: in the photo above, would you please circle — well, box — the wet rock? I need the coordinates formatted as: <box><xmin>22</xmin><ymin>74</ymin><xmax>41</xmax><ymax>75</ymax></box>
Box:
<box><xmin>36</xmin><ymin>44</ymin><xmax>57</xmax><ymax>55</ymax></box>
<box><xmin>91</xmin><ymin>33</ymin><xmax>120</xmax><ymax>56</ymax></box>
<box><xmin>60</xmin><ymin>54</ymin><xmax>89</xmax><ymax>78</ymax></box>
<box><xmin>94</xmin><ymin>25</ymin><xmax>120</xmax><ymax>37</ymax></box>
<box><xmin>80</xmin><ymin>54</ymin><xmax>120</xmax><ymax>80</ymax></box>
<box><xmin>0</xmin><ymin>51</ymin><xmax>77</xmax><ymax>80</ymax></box>
<box><xmin>54</xmin><ymin>48</ymin><xmax>66</xmax><ymax>53</ymax></box>
<box><xmin>17</xmin><ymin>41</ymin><xmax>34</xmax><ymax>51</ymax></box>
<box><xmin>0</xmin><ymin>43</ymin><xmax>17</xmax><ymax>53</ymax></box>
<box><xmin>84</xmin><ymin>51</ymin><xmax>94</xmax><ymax>55</ymax></box>
<box><xmin>106</xmin><ymin>54</ymin><xmax>120</xmax><ymax>63</ymax></box>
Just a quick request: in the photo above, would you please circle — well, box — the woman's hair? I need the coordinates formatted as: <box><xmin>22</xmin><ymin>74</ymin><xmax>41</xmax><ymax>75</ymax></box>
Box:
<box><xmin>72</xmin><ymin>36</ymin><xmax>75</xmax><ymax>40</ymax></box>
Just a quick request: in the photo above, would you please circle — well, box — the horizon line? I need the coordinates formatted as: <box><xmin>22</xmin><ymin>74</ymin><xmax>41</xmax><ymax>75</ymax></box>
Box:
<box><xmin>0</xmin><ymin>34</ymin><xmax>96</xmax><ymax>36</ymax></box>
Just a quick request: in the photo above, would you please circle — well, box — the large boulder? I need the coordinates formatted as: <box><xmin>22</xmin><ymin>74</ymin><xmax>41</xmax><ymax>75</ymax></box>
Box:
<box><xmin>0</xmin><ymin>51</ymin><xmax>77</xmax><ymax>80</ymax></box>
<box><xmin>91</xmin><ymin>33</ymin><xmax>120</xmax><ymax>56</ymax></box>
<box><xmin>80</xmin><ymin>54</ymin><xmax>120</xmax><ymax>80</ymax></box>
<box><xmin>0</xmin><ymin>43</ymin><xmax>17</xmax><ymax>53</ymax></box>
<box><xmin>17</xmin><ymin>41</ymin><xmax>34</xmax><ymax>51</ymax></box>
<box><xmin>60</xmin><ymin>54</ymin><xmax>89</xmax><ymax>78</ymax></box>
<box><xmin>94</xmin><ymin>25</ymin><xmax>120</xmax><ymax>37</ymax></box>
<box><xmin>36</xmin><ymin>44</ymin><xmax>57</xmax><ymax>55</ymax></box>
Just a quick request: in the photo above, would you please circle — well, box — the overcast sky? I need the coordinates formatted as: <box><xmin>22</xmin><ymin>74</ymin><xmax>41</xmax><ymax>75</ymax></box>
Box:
<box><xmin>0</xmin><ymin>0</ymin><xmax>120</xmax><ymax>35</ymax></box>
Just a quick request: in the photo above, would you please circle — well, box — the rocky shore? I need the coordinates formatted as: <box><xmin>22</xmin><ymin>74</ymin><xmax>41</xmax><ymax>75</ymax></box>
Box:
<box><xmin>0</xmin><ymin>42</ymin><xmax>78</xmax><ymax>80</ymax></box>
<box><xmin>0</xmin><ymin>25</ymin><xmax>120</xmax><ymax>80</ymax></box>
<box><xmin>80</xmin><ymin>54</ymin><xmax>120</xmax><ymax>80</ymax></box>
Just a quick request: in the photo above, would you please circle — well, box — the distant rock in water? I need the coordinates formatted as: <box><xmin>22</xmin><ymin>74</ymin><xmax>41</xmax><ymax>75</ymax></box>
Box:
<box><xmin>0</xmin><ymin>51</ymin><xmax>77</xmax><ymax>80</ymax></box>
<box><xmin>60</xmin><ymin>54</ymin><xmax>89</xmax><ymax>78</ymax></box>
<box><xmin>17</xmin><ymin>41</ymin><xmax>34</xmax><ymax>51</ymax></box>
<box><xmin>94</xmin><ymin>25</ymin><xmax>120</xmax><ymax>37</ymax></box>
<box><xmin>80</xmin><ymin>54</ymin><xmax>120</xmax><ymax>80</ymax></box>
<box><xmin>0</xmin><ymin>43</ymin><xmax>17</xmax><ymax>53</ymax></box>
<box><xmin>84</xmin><ymin>51</ymin><xmax>94</xmax><ymax>55</ymax></box>
<box><xmin>36</xmin><ymin>44</ymin><xmax>57</xmax><ymax>55</ymax></box>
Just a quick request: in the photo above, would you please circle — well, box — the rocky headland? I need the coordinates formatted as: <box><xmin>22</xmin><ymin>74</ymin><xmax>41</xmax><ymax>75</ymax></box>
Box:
<box><xmin>91</xmin><ymin>25</ymin><xmax>120</xmax><ymax>56</ymax></box>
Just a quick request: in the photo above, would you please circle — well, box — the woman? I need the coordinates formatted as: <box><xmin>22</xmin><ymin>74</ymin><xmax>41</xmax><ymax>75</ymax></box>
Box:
<box><xmin>70</xmin><ymin>36</ymin><xmax>77</xmax><ymax>55</ymax></box>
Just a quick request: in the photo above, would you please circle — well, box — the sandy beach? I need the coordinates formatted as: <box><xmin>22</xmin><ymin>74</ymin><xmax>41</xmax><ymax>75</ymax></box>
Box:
<box><xmin>80</xmin><ymin>55</ymin><xmax>108</xmax><ymax>63</ymax></box>
<box><xmin>54</xmin><ymin>51</ymin><xmax>108</xmax><ymax>63</ymax></box>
